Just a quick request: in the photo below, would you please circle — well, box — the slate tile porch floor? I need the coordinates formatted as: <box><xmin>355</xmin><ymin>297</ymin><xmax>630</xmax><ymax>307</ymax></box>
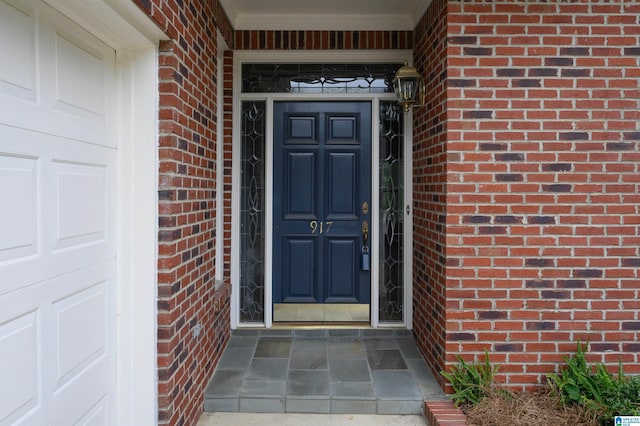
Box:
<box><xmin>204</xmin><ymin>329</ymin><xmax>447</xmax><ymax>415</ymax></box>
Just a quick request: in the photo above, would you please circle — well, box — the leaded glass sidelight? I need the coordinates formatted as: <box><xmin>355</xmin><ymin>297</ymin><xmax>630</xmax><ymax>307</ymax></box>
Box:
<box><xmin>240</xmin><ymin>101</ymin><xmax>266</xmax><ymax>322</ymax></box>
<box><xmin>242</xmin><ymin>63</ymin><xmax>401</xmax><ymax>94</ymax></box>
<box><xmin>379</xmin><ymin>101</ymin><xmax>404</xmax><ymax>322</ymax></box>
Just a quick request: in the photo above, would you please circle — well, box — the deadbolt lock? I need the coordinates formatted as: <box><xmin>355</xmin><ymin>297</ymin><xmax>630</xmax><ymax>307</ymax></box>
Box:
<box><xmin>362</xmin><ymin>201</ymin><xmax>369</xmax><ymax>215</ymax></box>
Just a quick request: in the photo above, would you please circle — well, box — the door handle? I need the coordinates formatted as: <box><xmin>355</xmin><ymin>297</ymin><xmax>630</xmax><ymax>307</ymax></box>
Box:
<box><xmin>362</xmin><ymin>220</ymin><xmax>369</xmax><ymax>246</ymax></box>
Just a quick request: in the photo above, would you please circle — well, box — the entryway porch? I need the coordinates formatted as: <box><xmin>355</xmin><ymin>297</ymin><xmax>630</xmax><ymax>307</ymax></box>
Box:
<box><xmin>204</xmin><ymin>328</ymin><xmax>446</xmax><ymax>415</ymax></box>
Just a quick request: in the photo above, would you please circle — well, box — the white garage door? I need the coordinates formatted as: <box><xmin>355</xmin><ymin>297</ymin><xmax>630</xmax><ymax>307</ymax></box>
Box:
<box><xmin>0</xmin><ymin>0</ymin><xmax>117</xmax><ymax>424</ymax></box>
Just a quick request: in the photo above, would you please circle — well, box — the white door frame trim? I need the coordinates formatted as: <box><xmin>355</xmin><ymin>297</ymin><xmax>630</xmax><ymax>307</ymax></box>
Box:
<box><xmin>44</xmin><ymin>1</ymin><xmax>165</xmax><ymax>424</ymax></box>
<box><xmin>231</xmin><ymin>50</ymin><xmax>414</xmax><ymax>329</ymax></box>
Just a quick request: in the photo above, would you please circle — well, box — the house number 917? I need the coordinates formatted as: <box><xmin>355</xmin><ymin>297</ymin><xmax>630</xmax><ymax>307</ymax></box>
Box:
<box><xmin>309</xmin><ymin>220</ymin><xmax>333</xmax><ymax>234</ymax></box>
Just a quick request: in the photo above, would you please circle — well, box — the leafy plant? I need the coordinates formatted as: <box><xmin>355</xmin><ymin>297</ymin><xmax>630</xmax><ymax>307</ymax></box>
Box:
<box><xmin>440</xmin><ymin>350</ymin><xmax>499</xmax><ymax>407</ymax></box>
<box><xmin>548</xmin><ymin>342</ymin><xmax>604</xmax><ymax>406</ymax></box>
<box><xmin>548</xmin><ymin>342</ymin><xmax>640</xmax><ymax>425</ymax></box>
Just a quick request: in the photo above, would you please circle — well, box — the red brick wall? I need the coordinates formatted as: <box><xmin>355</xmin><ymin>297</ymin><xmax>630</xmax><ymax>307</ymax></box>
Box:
<box><xmin>412</xmin><ymin>0</ymin><xmax>450</xmax><ymax>387</ymax></box>
<box><xmin>133</xmin><ymin>0</ymin><xmax>233</xmax><ymax>424</ymax></box>
<box><xmin>222</xmin><ymin>51</ymin><xmax>234</xmax><ymax>282</ymax></box>
<box><xmin>235</xmin><ymin>30</ymin><xmax>413</xmax><ymax>49</ymax></box>
<box><xmin>413</xmin><ymin>0</ymin><xmax>640</xmax><ymax>391</ymax></box>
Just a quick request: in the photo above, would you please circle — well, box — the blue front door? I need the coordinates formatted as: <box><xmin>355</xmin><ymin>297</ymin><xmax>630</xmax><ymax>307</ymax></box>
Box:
<box><xmin>273</xmin><ymin>101</ymin><xmax>372</xmax><ymax>304</ymax></box>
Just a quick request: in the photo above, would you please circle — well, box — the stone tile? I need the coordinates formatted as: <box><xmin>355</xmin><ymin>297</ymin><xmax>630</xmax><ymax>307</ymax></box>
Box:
<box><xmin>246</xmin><ymin>358</ymin><xmax>289</xmax><ymax>381</ymax></box>
<box><xmin>331</xmin><ymin>382</ymin><xmax>375</xmax><ymax>399</ymax></box>
<box><xmin>294</xmin><ymin>329</ymin><xmax>328</xmax><ymax>338</ymax></box>
<box><xmin>363</xmin><ymin>338</ymin><xmax>399</xmax><ymax>351</ymax></box>
<box><xmin>377</xmin><ymin>399</ymin><xmax>423</xmax><ymax>414</ymax></box>
<box><xmin>405</xmin><ymin>358</ymin><xmax>437</xmax><ymax>383</ymax></box>
<box><xmin>328</xmin><ymin>329</ymin><xmax>361</xmax><ymax>338</ymax></box>
<box><xmin>372</xmin><ymin>370</ymin><xmax>422</xmax><ymax>400</ymax></box>
<box><xmin>292</xmin><ymin>338</ymin><xmax>328</xmax><ymax>351</ymax></box>
<box><xmin>331</xmin><ymin>399</ymin><xmax>377</xmax><ymax>414</ymax></box>
<box><xmin>396</xmin><ymin>338</ymin><xmax>422</xmax><ymax>359</ymax></box>
<box><xmin>329</xmin><ymin>358</ymin><xmax>371</xmax><ymax>382</ymax></box>
<box><xmin>259</xmin><ymin>329</ymin><xmax>293</xmax><ymax>337</ymax></box>
<box><xmin>239</xmin><ymin>398</ymin><xmax>285</xmax><ymax>413</ymax></box>
<box><xmin>205</xmin><ymin>370</ymin><xmax>244</xmax><ymax>397</ymax></box>
<box><xmin>254</xmin><ymin>338</ymin><xmax>291</xmax><ymax>358</ymax></box>
<box><xmin>367</xmin><ymin>349</ymin><xmax>407</xmax><ymax>370</ymax></box>
<box><xmin>362</xmin><ymin>329</ymin><xmax>394</xmax><ymax>338</ymax></box>
<box><xmin>328</xmin><ymin>339</ymin><xmax>365</xmax><ymax>358</ymax></box>
<box><xmin>290</xmin><ymin>349</ymin><xmax>328</xmax><ymax>369</ymax></box>
<box><xmin>217</xmin><ymin>347</ymin><xmax>254</xmax><ymax>370</ymax></box>
<box><xmin>232</xmin><ymin>329</ymin><xmax>259</xmax><ymax>337</ymax></box>
<box><xmin>405</xmin><ymin>358</ymin><xmax>446</xmax><ymax>399</ymax></box>
<box><xmin>204</xmin><ymin>397</ymin><xmax>238</xmax><ymax>412</ymax></box>
<box><xmin>286</xmin><ymin>398</ymin><xmax>331</xmax><ymax>413</ymax></box>
<box><xmin>286</xmin><ymin>370</ymin><xmax>330</xmax><ymax>397</ymax></box>
<box><xmin>240</xmin><ymin>380</ymin><xmax>286</xmax><ymax>398</ymax></box>
<box><xmin>227</xmin><ymin>336</ymin><xmax>258</xmax><ymax>348</ymax></box>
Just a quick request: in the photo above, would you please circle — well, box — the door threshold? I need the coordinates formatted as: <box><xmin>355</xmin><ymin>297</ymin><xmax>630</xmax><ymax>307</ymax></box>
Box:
<box><xmin>271</xmin><ymin>322</ymin><xmax>371</xmax><ymax>330</ymax></box>
<box><xmin>273</xmin><ymin>303</ymin><xmax>370</xmax><ymax>322</ymax></box>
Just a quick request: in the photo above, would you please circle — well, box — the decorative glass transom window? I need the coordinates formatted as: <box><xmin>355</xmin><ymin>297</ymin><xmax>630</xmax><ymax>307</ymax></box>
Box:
<box><xmin>241</xmin><ymin>63</ymin><xmax>402</xmax><ymax>94</ymax></box>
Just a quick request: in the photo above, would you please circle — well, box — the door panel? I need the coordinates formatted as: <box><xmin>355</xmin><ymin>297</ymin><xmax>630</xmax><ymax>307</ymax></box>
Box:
<box><xmin>285</xmin><ymin>151</ymin><xmax>317</xmax><ymax>218</ymax></box>
<box><xmin>327</xmin><ymin>116</ymin><xmax>358</xmax><ymax>143</ymax></box>
<box><xmin>325</xmin><ymin>237</ymin><xmax>359</xmax><ymax>302</ymax></box>
<box><xmin>273</xmin><ymin>101</ymin><xmax>371</xmax><ymax>305</ymax></box>
<box><xmin>288</xmin><ymin>115</ymin><xmax>317</xmax><ymax>143</ymax></box>
<box><xmin>327</xmin><ymin>151</ymin><xmax>357</xmax><ymax>219</ymax></box>
<box><xmin>283</xmin><ymin>237</ymin><xmax>317</xmax><ymax>301</ymax></box>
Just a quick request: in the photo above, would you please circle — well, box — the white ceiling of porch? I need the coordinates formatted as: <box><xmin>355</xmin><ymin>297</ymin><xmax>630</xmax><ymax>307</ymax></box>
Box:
<box><xmin>219</xmin><ymin>0</ymin><xmax>431</xmax><ymax>31</ymax></box>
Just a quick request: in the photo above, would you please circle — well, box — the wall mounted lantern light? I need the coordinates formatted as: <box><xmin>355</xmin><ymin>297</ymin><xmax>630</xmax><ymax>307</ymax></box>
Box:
<box><xmin>392</xmin><ymin>62</ymin><xmax>425</xmax><ymax>113</ymax></box>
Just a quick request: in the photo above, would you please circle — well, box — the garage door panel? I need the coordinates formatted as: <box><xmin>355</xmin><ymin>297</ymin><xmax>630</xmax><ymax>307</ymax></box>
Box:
<box><xmin>53</xmin><ymin>161</ymin><xmax>108</xmax><ymax>251</ymax></box>
<box><xmin>50</xmin><ymin>355</ymin><xmax>110</xmax><ymax>426</ymax></box>
<box><xmin>51</xmin><ymin>369</ymin><xmax>109</xmax><ymax>426</ymax></box>
<box><xmin>48</xmin><ymin>263</ymin><xmax>113</xmax><ymax>422</ymax></box>
<box><xmin>0</xmin><ymin>310</ymin><xmax>39</xmax><ymax>425</ymax></box>
<box><xmin>0</xmin><ymin>153</ymin><xmax>39</xmax><ymax>263</ymax></box>
<box><xmin>73</xmin><ymin>397</ymin><xmax>107</xmax><ymax>426</ymax></box>
<box><xmin>42</xmin><ymin>3</ymin><xmax>115</xmax><ymax>148</ymax></box>
<box><xmin>0</xmin><ymin>0</ymin><xmax>37</xmax><ymax>102</ymax></box>
<box><xmin>0</xmin><ymin>0</ymin><xmax>115</xmax><ymax>149</ymax></box>
<box><xmin>53</xmin><ymin>281</ymin><xmax>107</xmax><ymax>390</ymax></box>
<box><xmin>1</xmin><ymin>250</ymin><xmax>114</xmax><ymax>298</ymax></box>
<box><xmin>0</xmin><ymin>128</ymin><xmax>115</xmax><ymax>296</ymax></box>
<box><xmin>0</xmin><ymin>262</ymin><xmax>114</xmax><ymax>424</ymax></box>
<box><xmin>54</xmin><ymin>34</ymin><xmax>106</xmax><ymax>118</ymax></box>
<box><xmin>47</xmin><ymin>137</ymin><xmax>116</xmax><ymax>261</ymax></box>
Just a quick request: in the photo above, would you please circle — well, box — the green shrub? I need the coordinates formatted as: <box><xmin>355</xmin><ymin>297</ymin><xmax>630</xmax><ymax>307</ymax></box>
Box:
<box><xmin>548</xmin><ymin>342</ymin><xmax>640</xmax><ymax>425</ymax></box>
<box><xmin>440</xmin><ymin>350</ymin><xmax>499</xmax><ymax>407</ymax></box>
